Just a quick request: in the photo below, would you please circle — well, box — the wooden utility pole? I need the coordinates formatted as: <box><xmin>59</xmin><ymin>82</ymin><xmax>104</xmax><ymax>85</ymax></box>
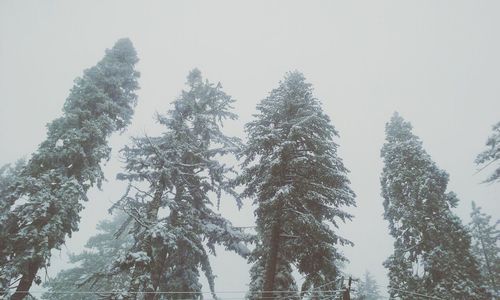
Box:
<box><xmin>339</xmin><ymin>276</ymin><xmax>352</xmax><ymax>300</ymax></box>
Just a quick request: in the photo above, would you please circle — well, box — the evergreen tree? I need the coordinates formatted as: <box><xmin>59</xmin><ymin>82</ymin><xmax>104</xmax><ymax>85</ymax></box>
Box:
<box><xmin>469</xmin><ymin>201</ymin><xmax>500</xmax><ymax>297</ymax></box>
<box><xmin>110</xmin><ymin>69</ymin><xmax>252</xmax><ymax>299</ymax></box>
<box><xmin>237</xmin><ymin>72</ymin><xmax>355</xmax><ymax>299</ymax></box>
<box><xmin>476</xmin><ymin>121</ymin><xmax>500</xmax><ymax>183</ymax></box>
<box><xmin>381</xmin><ymin>113</ymin><xmax>489</xmax><ymax>299</ymax></box>
<box><xmin>0</xmin><ymin>38</ymin><xmax>140</xmax><ymax>299</ymax></box>
<box><xmin>42</xmin><ymin>212</ymin><xmax>133</xmax><ymax>300</ymax></box>
<box><xmin>353</xmin><ymin>271</ymin><xmax>382</xmax><ymax>300</ymax></box>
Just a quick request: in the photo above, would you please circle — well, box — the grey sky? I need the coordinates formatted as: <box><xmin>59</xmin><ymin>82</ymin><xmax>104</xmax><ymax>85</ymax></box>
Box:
<box><xmin>1</xmin><ymin>0</ymin><xmax>499</xmax><ymax>297</ymax></box>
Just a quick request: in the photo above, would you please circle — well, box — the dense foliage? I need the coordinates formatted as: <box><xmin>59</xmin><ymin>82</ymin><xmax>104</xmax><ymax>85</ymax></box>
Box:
<box><xmin>381</xmin><ymin>113</ymin><xmax>488</xmax><ymax>299</ymax></box>
<box><xmin>238</xmin><ymin>72</ymin><xmax>355</xmax><ymax>299</ymax></box>
<box><xmin>0</xmin><ymin>38</ymin><xmax>140</xmax><ymax>299</ymax></box>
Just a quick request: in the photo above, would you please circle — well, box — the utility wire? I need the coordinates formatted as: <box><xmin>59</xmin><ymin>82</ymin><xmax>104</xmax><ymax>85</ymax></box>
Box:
<box><xmin>12</xmin><ymin>289</ymin><xmax>345</xmax><ymax>294</ymax></box>
<box><xmin>388</xmin><ymin>287</ymin><xmax>444</xmax><ymax>300</ymax></box>
<box><xmin>9</xmin><ymin>289</ymin><xmax>346</xmax><ymax>300</ymax></box>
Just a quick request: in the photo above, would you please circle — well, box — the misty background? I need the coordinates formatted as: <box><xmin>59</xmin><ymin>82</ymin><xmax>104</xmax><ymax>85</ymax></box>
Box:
<box><xmin>1</xmin><ymin>0</ymin><xmax>499</xmax><ymax>297</ymax></box>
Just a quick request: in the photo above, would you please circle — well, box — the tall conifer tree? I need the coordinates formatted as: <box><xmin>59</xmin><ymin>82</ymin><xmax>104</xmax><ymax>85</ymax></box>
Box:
<box><xmin>0</xmin><ymin>39</ymin><xmax>140</xmax><ymax>299</ymax></box>
<box><xmin>380</xmin><ymin>113</ymin><xmax>488</xmax><ymax>299</ymax></box>
<box><xmin>238</xmin><ymin>72</ymin><xmax>355</xmax><ymax>299</ymax></box>
<box><xmin>111</xmin><ymin>69</ymin><xmax>251</xmax><ymax>300</ymax></box>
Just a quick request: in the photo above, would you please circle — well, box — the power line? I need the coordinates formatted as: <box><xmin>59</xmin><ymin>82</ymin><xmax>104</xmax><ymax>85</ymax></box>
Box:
<box><xmin>388</xmin><ymin>287</ymin><xmax>444</xmax><ymax>300</ymax></box>
<box><xmin>12</xmin><ymin>289</ymin><xmax>345</xmax><ymax>294</ymax></box>
<box><xmin>8</xmin><ymin>289</ymin><xmax>346</xmax><ymax>300</ymax></box>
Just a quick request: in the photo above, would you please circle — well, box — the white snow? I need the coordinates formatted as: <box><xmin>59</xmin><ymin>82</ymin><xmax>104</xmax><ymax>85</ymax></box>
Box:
<box><xmin>55</xmin><ymin>139</ymin><xmax>64</xmax><ymax>147</ymax></box>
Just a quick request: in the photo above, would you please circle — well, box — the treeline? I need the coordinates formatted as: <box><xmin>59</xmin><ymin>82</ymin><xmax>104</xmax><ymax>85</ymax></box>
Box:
<box><xmin>0</xmin><ymin>39</ymin><xmax>498</xmax><ymax>300</ymax></box>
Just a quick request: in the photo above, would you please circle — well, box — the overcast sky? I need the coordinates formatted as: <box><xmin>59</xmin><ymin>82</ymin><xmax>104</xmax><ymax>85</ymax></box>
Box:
<box><xmin>1</xmin><ymin>0</ymin><xmax>499</xmax><ymax>297</ymax></box>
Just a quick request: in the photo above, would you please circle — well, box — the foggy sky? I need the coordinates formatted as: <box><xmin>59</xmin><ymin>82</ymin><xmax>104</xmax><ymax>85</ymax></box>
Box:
<box><xmin>1</xmin><ymin>1</ymin><xmax>499</xmax><ymax>297</ymax></box>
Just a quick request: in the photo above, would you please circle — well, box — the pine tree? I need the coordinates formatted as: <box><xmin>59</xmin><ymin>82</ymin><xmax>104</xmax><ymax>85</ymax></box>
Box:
<box><xmin>353</xmin><ymin>271</ymin><xmax>382</xmax><ymax>300</ymax></box>
<box><xmin>476</xmin><ymin>121</ymin><xmax>500</xmax><ymax>183</ymax></box>
<box><xmin>237</xmin><ymin>71</ymin><xmax>355</xmax><ymax>299</ymax></box>
<box><xmin>381</xmin><ymin>113</ymin><xmax>489</xmax><ymax>299</ymax></box>
<box><xmin>469</xmin><ymin>201</ymin><xmax>500</xmax><ymax>297</ymax></box>
<box><xmin>110</xmin><ymin>69</ymin><xmax>252</xmax><ymax>299</ymax></box>
<box><xmin>42</xmin><ymin>212</ymin><xmax>133</xmax><ymax>300</ymax></box>
<box><xmin>0</xmin><ymin>38</ymin><xmax>140</xmax><ymax>299</ymax></box>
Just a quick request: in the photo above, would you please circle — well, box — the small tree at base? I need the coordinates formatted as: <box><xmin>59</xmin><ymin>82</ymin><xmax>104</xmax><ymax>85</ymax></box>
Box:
<box><xmin>42</xmin><ymin>212</ymin><xmax>133</xmax><ymax>300</ymax></box>
<box><xmin>469</xmin><ymin>201</ymin><xmax>500</xmax><ymax>297</ymax></box>
<box><xmin>353</xmin><ymin>271</ymin><xmax>382</xmax><ymax>300</ymax></box>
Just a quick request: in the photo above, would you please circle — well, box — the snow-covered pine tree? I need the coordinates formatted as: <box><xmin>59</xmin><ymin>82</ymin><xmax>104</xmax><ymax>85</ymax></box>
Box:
<box><xmin>237</xmin><ymin>71</ymin><xmax>355</xmax><ymax>299</ymax></box>
<box><xmin>353</xmin><ymin>271</ymin><xmax>382</xmax><ymax>300</ymax></box>
<box><xmin>476</xmin><ymin>121</ymin><xmax>500</xmax><ymax>183</ymax></box>
<box><xmin>42</xmin><ymin>212</ymin><xmax>134</xmax><ymax>300</ymax></box>
<box><xmin>111</xmin><ymin>69</ymin><xmax>252</xmax><ymax>300</ymax></box>
<box><xmin>0</xmin><ymin>38</ymin><xmax>140</xmax><ymax>300</ymax></box>
<box><xmin>469</xmin><ymin>201</ymin><xmax>500</xmax><ymax>297</ymax></box>
<box><xmin>381</xmin><ymin>113</ymin><xmax>489</xmax><ymax>299</ymax></box>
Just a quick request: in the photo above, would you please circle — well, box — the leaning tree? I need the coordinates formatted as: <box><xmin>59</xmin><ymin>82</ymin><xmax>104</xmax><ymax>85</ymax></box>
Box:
<box><xmin>0</xmin><ymin>38</ymin><xmax>140</xmax><ymax>299</ymax></box>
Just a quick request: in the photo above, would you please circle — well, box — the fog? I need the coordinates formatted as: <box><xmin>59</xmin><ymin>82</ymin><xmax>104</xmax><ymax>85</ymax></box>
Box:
<box><xmin>1</xmin><ymin>1</ymin><xmax>499</xmax><ymax>297</ymax></box>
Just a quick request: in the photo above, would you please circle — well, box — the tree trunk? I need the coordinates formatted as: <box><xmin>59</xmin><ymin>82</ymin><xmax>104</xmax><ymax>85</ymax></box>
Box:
<box><xmin>129</xmin><ymin>185</ymin><xmax>164</xmax><ymax>300</ymax></box>
<box><xmin>262</xmin><ymin>220</ymin><xmax>281</xmax><ymax>299</ymax></box>
<box><xmin>147</xmin><ymin>185</ymin><xmax>164</xmax><ymax>298</ymax></box>
<box><xmin>11</xmin><ymin>259</ymin><xmax>41</xmax><ymax>300</ymax></box>
<box><xmin>127</xmin><ymin>266</ymin><xmax>143</xmax><ymax>300</ymax></box>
